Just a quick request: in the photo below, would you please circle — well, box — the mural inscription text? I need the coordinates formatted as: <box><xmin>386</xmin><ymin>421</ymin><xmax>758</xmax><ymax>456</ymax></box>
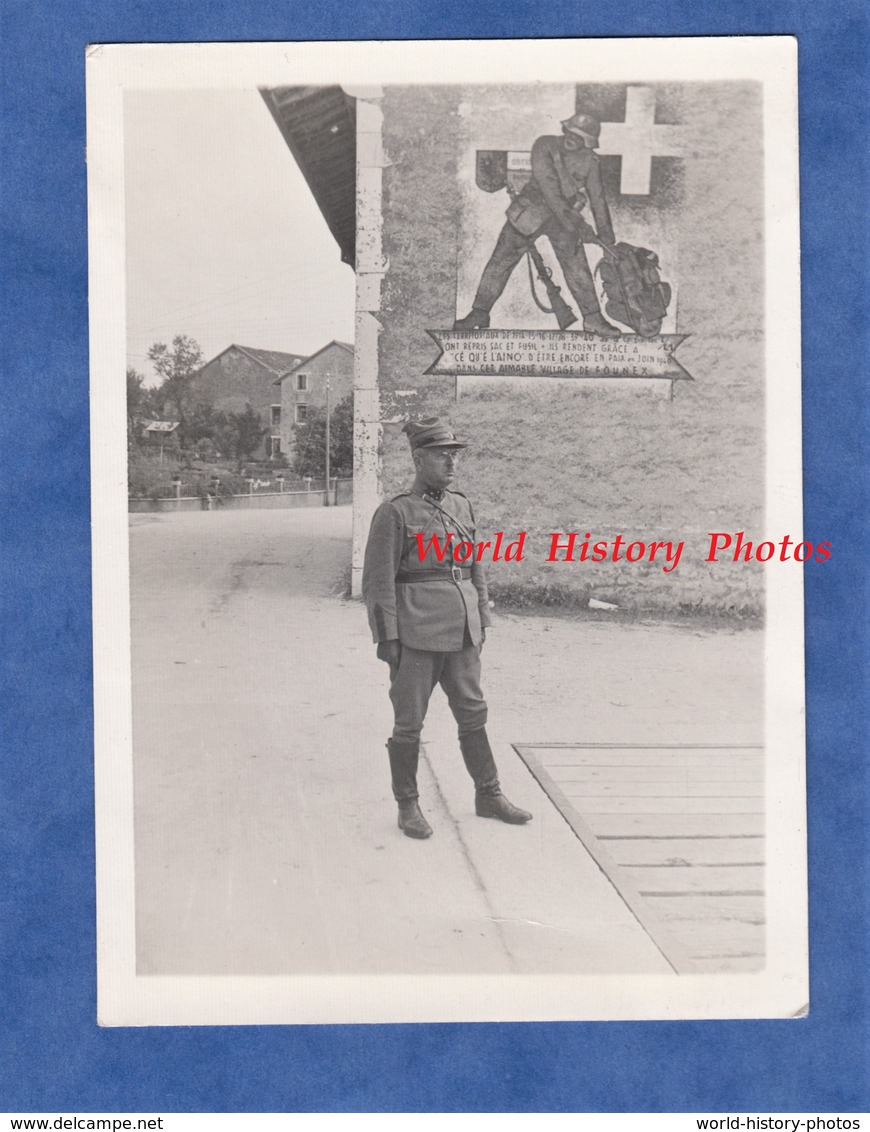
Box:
<box><xmin>426</xmin><ymin>329</ymin><xmax>691</xmax><ymax>380</ymax></box>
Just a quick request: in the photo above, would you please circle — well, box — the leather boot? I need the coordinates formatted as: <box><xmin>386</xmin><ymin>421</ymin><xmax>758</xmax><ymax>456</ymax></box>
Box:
<box><xmin>453</xmin><ymin>308</ymin><xmax>491</xmax><ymax>330</ymax></box>
<box><xmin>459</xmin><ymin>727</ymin><xmax>532</xmax><ymax>824</ymax></box>
<box><xmin>582</xmin><ymin>311</ymin><xmax>622</xmax><ymax>336</ymax></box>
<box><xmin>386</xmin><ymin>739</ymin><xmax>433</xmax><ymax>839</ymax></box>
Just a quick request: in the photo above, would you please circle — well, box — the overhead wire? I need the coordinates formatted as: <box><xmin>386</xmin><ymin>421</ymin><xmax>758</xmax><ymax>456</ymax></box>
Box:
<box><xmin>131</xmin><ymin>267</ymin><xmax>303</xmax><ymax>336</ymax></box>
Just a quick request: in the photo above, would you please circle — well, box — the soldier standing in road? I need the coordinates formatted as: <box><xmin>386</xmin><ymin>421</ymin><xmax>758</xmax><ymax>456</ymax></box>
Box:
<box><xmin>455</xmin><ymin>112</ymin><xmax>621</xmax><ymax>336</ymax></box>
<box><xmin>362</xmin><ymin>417</ymin><xmax>533</xmax><ymax>840</ymax></box>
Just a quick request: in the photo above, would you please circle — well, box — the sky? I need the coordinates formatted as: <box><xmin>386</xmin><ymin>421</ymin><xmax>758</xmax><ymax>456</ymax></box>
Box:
<box><xmin>124</xmin><ymin>87</ymin><xmax>355</xmax><ymax>385</ymax></box>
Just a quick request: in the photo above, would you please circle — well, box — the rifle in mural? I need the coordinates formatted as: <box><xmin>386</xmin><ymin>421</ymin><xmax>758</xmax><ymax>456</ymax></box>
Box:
<box><xmin>508</xmin><ymin>186</ymin><xmax>578</xmax><ymax>330</ymax></box>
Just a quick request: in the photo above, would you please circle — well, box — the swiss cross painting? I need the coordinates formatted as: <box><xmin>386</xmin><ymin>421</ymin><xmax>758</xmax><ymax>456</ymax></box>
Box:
<box><xmin>457</xmin><ymin>85</ymin><xmax>688</xmax><ymax>342</ymax></box>
<box><xmin>439</xmin><ymin>84</ymin><xmax>695</xmax><ymax>383</ymax></box>
<box><xmin>428</xmin><ymin>81</ymin><xmax>756</xmax><ymax>388</ymax></box>
<box><xmin>88</xmin><ymin>41</ymin><xmax>806</xmax><ymax>1027</ymax></box>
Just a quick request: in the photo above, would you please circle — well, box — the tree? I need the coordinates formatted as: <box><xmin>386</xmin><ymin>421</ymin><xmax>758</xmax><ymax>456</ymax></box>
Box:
<box><xmin>186</xmin><ymin>402</ymin><xmax>230</xmax><ymax>449</ymax></box>
<box><xmin>126</xmin><ymin>366</ymin><xmax>159</xmax><ymax>445</ymax></box>
<box><xmin>291</xmin><ymin>394</ymin><xmax>354</xmax><ymax>478</ymax></box>
<box><xmin>147</xmin><ymin>334</ymin><xmax>204</xmax><ymax>448</ymax></box>
<box><xmin>225</xmin><ymin>404</ymin><xmax>269</xmax><ymax>470</ymax></box>
<box><xmin>126</xmin><ymin>366</ymin><xmax>146</xmax><ymax>443</ymax></box>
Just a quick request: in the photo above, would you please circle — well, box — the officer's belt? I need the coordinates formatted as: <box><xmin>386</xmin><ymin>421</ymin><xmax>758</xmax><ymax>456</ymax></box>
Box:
<box><xmin>396</xmin><ymin>567</ymin><xmax>471</xmax><ymax>583</ymax></box>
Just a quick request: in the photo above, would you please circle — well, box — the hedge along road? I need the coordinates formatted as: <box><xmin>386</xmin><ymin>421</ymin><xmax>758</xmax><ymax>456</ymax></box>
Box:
<box><xmin>128</xmin><ymin>506</ymin><xmax>761</xmax><ymax>978</ymax></box>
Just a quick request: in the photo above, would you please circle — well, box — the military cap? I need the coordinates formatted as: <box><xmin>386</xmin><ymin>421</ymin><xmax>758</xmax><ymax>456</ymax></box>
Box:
<box><xmin>561</xmin><ymin>112</ymin><xmax>601</xmax><ymax>146</ymax></box>
<box><xmin>402</xmin><ymin>417</ymin><xmax>468</xmax><ymax>451</ymax></box>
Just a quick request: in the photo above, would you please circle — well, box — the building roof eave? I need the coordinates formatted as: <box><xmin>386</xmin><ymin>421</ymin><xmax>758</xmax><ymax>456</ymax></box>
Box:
<box><xmin>260</xmin><ymin>85</ymin><xmax>357</xmax><ymax>270</ymax></box>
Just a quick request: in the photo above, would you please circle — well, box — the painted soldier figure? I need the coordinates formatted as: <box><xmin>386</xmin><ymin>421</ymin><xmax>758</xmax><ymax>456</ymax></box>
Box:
<box><xmin>362</xmin><ymin>417</ymin><xmax>532</xmax><ymax>839</ymax></box>
<box><xmin>455</xmin><ymin>112</ymin><xmax>621</xmax><ymax>336</ymax></box>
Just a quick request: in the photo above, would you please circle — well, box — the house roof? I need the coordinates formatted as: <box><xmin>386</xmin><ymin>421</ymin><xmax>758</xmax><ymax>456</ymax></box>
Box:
<box><xmin>199</xmin><ymin>344</ymin><xmax>306</xmax><ymax>377</ymax></box>
<box><xmin>259</xmin><ymin>85</ymin><xmax>357</xmax><ymax>268</ymax></box>
<box><xmin>272</xmin><ymin>340</ymin><xmax>355</xmax><ymax>384</ymax></box>
<box><xmin>233</xmin><ymin>345</ymin><xmax>306</xmax><ymax>375</ymax></box>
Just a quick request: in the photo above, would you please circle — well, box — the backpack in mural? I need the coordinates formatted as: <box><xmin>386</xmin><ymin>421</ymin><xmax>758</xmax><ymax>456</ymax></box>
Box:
<box><xmin>596</xmin><ymin>242</ymin><xmax>672</xmax><ymax>338</ymax></box>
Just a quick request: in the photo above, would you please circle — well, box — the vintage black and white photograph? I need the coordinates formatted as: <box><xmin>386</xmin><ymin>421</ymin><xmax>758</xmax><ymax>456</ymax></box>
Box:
<box><xmin>87</xmin><ymin>38</ymin><xmax>807</xmax><ymax>1025</ymax></box>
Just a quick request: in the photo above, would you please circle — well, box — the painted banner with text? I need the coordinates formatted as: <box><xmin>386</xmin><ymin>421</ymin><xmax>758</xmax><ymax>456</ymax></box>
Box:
<box><xmin>425</xmin><ymin>329</ymin><xmax>692</xmax><ymax>380</ymax></box>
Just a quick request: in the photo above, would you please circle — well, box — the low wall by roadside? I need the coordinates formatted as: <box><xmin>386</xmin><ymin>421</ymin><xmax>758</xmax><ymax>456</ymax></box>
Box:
<box><xmin>129</xmin><ymin>485</ymin><xmax>352</xmax><ymax>514</ymax></box>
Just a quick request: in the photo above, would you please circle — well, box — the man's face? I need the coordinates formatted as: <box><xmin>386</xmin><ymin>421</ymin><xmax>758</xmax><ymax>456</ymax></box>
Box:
<box><xmin>415</xmin><ymin>445</ymin><xmax>460</xmax><ymax>491</ymax></box>
<box><xmin>562</xmin><ymin>131</ymin><xmax>590</xmax><ymax>152</ymax></box>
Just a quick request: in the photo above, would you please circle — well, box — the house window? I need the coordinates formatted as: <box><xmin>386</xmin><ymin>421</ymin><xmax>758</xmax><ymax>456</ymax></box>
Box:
<box><xmin>296</xmin><ymin>373</ymin><xmax>308</xmax><ymax>392</ymax></box>
<box><xmin>269</xmin><ymin>436</ymin><xmax>281</xmax><ymax>457</ymax></box>
<box><xmin>295</xmin><ymin>404</ymin><xmax>309</xmax><ymax>424</ymax></box>
<box><xmin>270</xmin><ymin>405</ymin><xmax>281</xmax><ymax>428</ymax></box>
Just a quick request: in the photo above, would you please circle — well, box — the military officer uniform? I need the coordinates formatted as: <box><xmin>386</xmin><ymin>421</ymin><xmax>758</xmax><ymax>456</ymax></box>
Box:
<box><xmin>362</xmin><ymin>417</ymin><xmax>532</xmax><ymax>839</ymax></box>
<box><xmin>455</xmin><ymin>113</ymin><xmax>620</xmax><ymax>336</ymax></box>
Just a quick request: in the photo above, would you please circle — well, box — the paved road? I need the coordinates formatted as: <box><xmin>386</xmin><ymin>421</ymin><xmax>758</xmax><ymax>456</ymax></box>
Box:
<box><xmin>130</xmin><ymin>506</ymin><xmax>762</xmax><ymax>978</ymax></box>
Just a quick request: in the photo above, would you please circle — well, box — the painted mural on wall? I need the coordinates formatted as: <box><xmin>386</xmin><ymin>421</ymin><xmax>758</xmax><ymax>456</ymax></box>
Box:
<box><xmin>372</xmin><ymin>79</ymin><xmax>764</xmax><ymax>615</ymax></box>
<box><xmin>427</xmin><ymin>85</ymin><xmax>694</xmax><ymax>385</ymax></box>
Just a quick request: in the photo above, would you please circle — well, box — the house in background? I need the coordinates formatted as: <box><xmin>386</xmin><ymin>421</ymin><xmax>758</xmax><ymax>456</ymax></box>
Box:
<box><xmin>192</xmin><ymin>344</ymin><xmax>305</xmax><ymax>458</ymax></box>
<box><xmin>141</xmin><ymin>419</ymin><xmax>179</xmax><ymax>460</ymax></box>
<box><xmin>273</xmin><ymin>340</ymin><xmax>354</xmax><ymax>456</ymax></box>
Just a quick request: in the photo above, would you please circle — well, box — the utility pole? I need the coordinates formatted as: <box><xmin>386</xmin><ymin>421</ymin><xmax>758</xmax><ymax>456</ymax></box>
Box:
<box><xmin>324</xmin><ymin>376</ymin><xmax>331</xmax><ymax>506</ymax></box>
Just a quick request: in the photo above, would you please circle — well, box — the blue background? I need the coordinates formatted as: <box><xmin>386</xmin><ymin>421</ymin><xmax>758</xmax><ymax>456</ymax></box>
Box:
<box><xmin>1</xmin><ymin>0</ymin><xmax>867</xmax><ymax>1114</ymax></box>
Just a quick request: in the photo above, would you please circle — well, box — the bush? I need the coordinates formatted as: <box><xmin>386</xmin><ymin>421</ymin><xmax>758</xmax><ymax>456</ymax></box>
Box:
<box><xmin>128</xmin><ymin>450</ymin><xmax>180</xmax><ymax>500</ymax></box>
